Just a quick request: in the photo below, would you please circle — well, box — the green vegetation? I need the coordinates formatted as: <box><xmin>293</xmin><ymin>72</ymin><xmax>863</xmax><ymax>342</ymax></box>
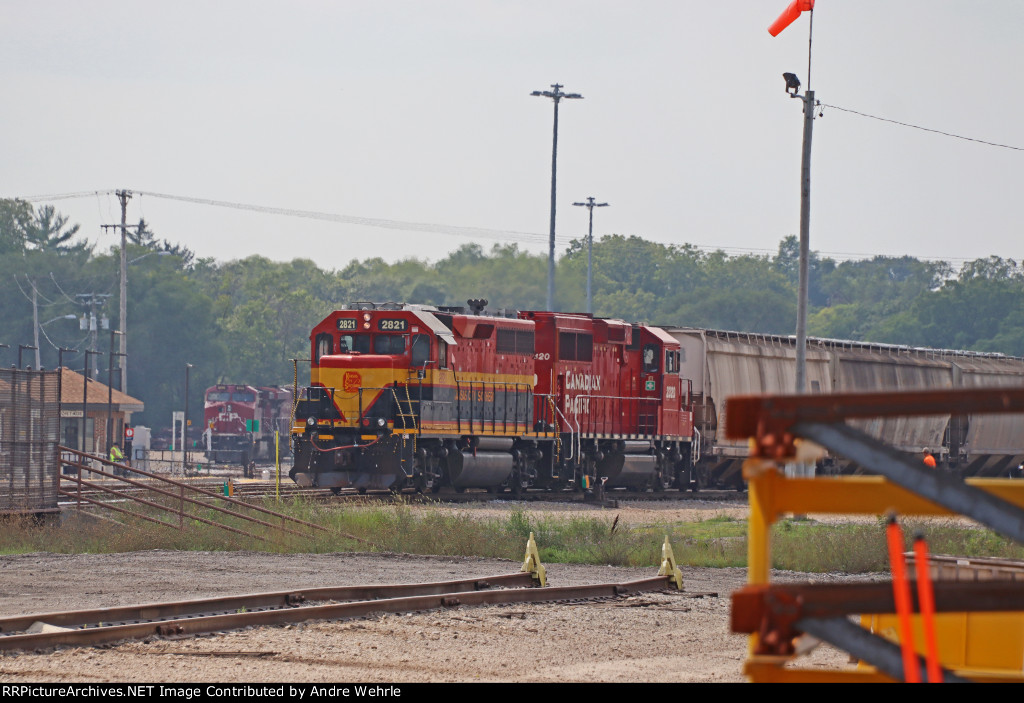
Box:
<box><xmin>4</xmin><ymin>198</ymin><xmax>1024</xmax><ymax>432</ymax></box>
<box><xmin>3</xmin><ymin>500</ymin><xmax>1023</xmax><ymax>574</ymax></box>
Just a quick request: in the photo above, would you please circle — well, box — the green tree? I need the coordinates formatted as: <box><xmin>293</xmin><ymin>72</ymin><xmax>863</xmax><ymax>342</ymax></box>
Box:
<box><xmin>25</xmin><ymin>204</ymin><xmax>81</xmax><ymax>252</ymax></box>
<box><xmin>0</xmin><ymin>198</ymin><xmax>34</xmax><ymax>254</ymax></box>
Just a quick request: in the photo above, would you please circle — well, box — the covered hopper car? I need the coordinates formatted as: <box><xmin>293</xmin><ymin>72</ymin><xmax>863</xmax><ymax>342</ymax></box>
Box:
<box><xmin>668</xmin><ymin>328</ymin><xmax>1024</xmax><ymax>488</ymax></box>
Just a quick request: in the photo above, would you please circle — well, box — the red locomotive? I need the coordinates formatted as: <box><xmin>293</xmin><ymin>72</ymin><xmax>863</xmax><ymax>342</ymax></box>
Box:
<box><xmin>203</xmin><ymin>384</ymin><xmax>292</xmax><ymax>474</ymax></box>
<box><xmin>289</xmin><ymin>300</ymin><xmax>694</xmax><ymax>493</ymax></box>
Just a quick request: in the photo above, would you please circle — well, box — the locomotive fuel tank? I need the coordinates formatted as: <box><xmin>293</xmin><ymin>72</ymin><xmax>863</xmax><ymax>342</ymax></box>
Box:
<box><xmin>596</xmin><ymin>452</ymin><xmax>658</xmax><ymax>489</ymax></box>
<box><xmin>445</xmin><ymin>451</ymin><xmax>515</xmax><ymax>489</ymax></box>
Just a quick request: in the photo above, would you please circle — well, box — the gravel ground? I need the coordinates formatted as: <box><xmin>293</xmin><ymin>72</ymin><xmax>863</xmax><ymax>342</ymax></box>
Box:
<box><xmin>0</xmin><ymin>499</ymin><xmax>868</xmax><ymax>683</ymax></box>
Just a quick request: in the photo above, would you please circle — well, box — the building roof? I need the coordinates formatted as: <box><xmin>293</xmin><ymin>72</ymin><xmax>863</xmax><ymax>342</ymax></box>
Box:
<box><xmin>60</xmin><ymin>368</ymin><xmax>144</xmax><ymax>412</ymax></box>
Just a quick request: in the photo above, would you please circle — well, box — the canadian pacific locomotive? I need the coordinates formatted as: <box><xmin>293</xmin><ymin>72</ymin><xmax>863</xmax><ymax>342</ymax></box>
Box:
<box><xmin>289</xmin><ymin>301</ymin><xmax>693</xmax><ymax>493</ymax></box>
<box><xmin>203</xmin><ymin>384</ymin><xmax>292</xmax><ymax>473</ymax></box>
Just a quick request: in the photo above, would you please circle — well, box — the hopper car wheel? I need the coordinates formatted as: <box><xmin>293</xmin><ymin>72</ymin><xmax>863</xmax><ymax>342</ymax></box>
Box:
<box><xmin>330</xmin><ymin>487</ymin><xmax>342</xmax><ymax>496</ymax></box>
<box><xmin>454</xmin><ymin>486</ymin><xmax>466</xmax><ymax>493</ymax></box>
<box><xmin>357</xmin><ymin>487</ymin><xmax>367</xmax><ymax>495</ymax></box>
<box><xmin>430</xmin><ymin>483</ymin><xmax>441</xmax><ymax>494</ymax></box>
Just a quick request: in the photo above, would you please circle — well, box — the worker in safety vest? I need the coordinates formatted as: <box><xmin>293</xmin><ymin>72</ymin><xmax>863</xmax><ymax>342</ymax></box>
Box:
<box><xmin>109</xmin><ymin>443</ymin><xmax>125</xmax><ymax>476</ymax></box>
<box><xmin>922</xmin><ymin>448</ymin><xmax>937</xmax><ymax>468</ymax></box>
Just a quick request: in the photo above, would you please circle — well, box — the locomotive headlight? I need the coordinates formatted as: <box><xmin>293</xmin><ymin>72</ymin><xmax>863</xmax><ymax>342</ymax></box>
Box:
<box><xmin>376</xmin><ymin>417</ymin><xmax>386</xmax><ymax>428</ymax></box>
<box><xmin>363</xmin><ymin>313</ymin><xmax>372</xmax><ymax>321</ymax></box>
<box><xmin>306</xmin><ymin>417</ymin><xmax>317</xmax><ymax>427</ymax></box>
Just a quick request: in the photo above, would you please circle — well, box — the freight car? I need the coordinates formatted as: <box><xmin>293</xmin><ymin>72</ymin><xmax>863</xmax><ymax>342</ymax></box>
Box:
<box><xmin>667</xmin><ymin>327</ymin><xmax>1024</xmax><ymax>488</ymax></box>
<box><xmin>203</xmin><ymin>384</ymin><xmax>292</xmax><ymax>474</ymax></box>
<box><xmin>289</xmin><ymin>301</ymin><xmax>692</xmax><ymax>493</ymax></box>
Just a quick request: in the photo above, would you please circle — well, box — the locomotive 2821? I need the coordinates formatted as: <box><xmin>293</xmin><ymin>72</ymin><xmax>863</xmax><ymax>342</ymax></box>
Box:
<box><xmin>289</xmin><ymin>300</ymin><xmax>693</xmax><ymax>494</ymax></box>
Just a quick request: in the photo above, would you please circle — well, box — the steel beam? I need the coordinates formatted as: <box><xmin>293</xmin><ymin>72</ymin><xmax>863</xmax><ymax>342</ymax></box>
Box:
<box><xmin>796</xmin><ymin>421</ymin><xmax>1024</xmax><ymax>543</ymax></box>
<box><xmin>797</xmin><ymin>616</ymin><xmax>970</xmax><ymax>683</ymax></box>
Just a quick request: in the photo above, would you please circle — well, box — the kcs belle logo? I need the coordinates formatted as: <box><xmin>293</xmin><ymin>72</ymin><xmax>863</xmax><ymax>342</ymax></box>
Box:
<box><xmin>343</xmin><ymin>371</ymin><xmax>362</xmax><ymax>393</ymax></box>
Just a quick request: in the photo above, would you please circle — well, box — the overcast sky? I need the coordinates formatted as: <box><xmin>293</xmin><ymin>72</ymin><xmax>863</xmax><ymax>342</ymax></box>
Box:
<box><xmin>2</xmin><ymin>1</ymin><xmax>1021</xmax><ymax>269</ymax></box>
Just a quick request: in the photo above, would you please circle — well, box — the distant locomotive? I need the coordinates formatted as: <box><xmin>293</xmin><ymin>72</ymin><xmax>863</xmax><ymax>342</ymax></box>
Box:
<box><xmin>203</xmin><ymin>384</ymin><xmax>293</xmax><ymax>474</ymax></box>
<box><xmin>289</xmin><ymin>301</ymin><xmax>693</xmax><ymax>493</ymax></box>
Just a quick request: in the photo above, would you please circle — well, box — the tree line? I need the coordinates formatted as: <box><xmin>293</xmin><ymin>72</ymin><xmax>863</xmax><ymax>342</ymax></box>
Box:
<box><xmin>2</xmin><ymin>198</ymin><xmax>1022</xmax><ymax>430</ymax></box>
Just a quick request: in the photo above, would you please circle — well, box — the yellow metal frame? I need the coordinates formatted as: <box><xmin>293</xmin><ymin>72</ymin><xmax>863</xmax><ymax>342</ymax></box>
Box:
<box><xmin>743</xmin><ymin>458</ymin><xmax>1024</xmax><ymax>683</ymax></box>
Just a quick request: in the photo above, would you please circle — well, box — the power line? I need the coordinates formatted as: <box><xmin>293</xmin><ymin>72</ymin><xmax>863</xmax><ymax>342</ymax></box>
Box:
<box><xmin>819</xmin><ymin>103</ymin><xmax>1024</xmax><ymax>152</ymax></box>
<box><xmin>137</xmin><ymin>191</ymin><xmax>556</xmax><ymax>247</ymax></box>
<box><xmin>13</xmin><ymin>188</ymin><xmax>1014</xmax><ymax>266</ymax></box>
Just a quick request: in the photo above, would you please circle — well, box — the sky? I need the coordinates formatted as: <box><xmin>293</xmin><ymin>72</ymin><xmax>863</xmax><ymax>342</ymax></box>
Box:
<box><xmin>2</xmin><ymin>1</ymin><xmax>1022</xmax><ymax>269</ymax></box>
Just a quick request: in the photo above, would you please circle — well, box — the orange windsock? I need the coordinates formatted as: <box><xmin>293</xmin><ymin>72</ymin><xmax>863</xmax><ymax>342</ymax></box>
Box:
<box><xmin>768</xmin><ymin>0</ymin><xmax>815</xmax><ymax>37</ymax></box>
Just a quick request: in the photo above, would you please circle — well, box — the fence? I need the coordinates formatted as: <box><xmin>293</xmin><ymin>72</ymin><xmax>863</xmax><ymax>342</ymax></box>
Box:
<box><xmin>0</xmin><ymin>368</ymin><xmax>60</xmax><ymax>514</ymax></box>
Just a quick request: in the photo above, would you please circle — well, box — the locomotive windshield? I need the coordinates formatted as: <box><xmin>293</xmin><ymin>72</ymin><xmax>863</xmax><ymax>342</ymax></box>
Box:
<box><xmin>373</xmin><ymin>335</ymin><xmax>406</xmax><ymax>355</ymax></box>
<box><xmin>232</xmin><ymin>391</ymin><xmax>256</xmax><ymax>402</ymax></box>
<box><xmin>338</xmin><ymin>334</ymin><xmax>370</xmax><ymax>354</ymax></box>
<box><xmin>207</xmin><ymin>391</ymin><xmax>230</xmax><ymax>402</ymax></box>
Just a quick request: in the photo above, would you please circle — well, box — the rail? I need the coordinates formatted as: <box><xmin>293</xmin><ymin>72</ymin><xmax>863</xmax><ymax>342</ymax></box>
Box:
<box><xmin>0</xmin><ymin>573</ymin><xmax>677</xmax><ymax>652</ymax></box>
<box><xmin>57</xmin><ymin>447</ymin><xmax>338</xmax><ymax>544</ymax></box>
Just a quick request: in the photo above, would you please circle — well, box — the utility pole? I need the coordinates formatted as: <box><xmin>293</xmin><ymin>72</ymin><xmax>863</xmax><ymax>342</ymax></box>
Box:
<box><xmin>531</xmin><ymin>84</ymin><xmax>583</xmax><ymax>311</ymax></box>
<box><xmin>106</xmin><ymin>330</ymin><xmax>124</xmax><ymax>452</ymax></box>
<box><xmin>31</xmin><ymin>283</ymin><xmax>40</xmax><ymax>368</ymax></box>
<box><xmin>771</xmin><ymin>1</ymin><xmax>817</xmax><ymax>395</ymax></box>
<box><xmin>184</xmin><ymin>363</ymin><xmax>193</xmax><ymax>469</ymax></box>
<box><xmin>572</xmin><ymin>197</ymin><xmax>609</xmax><ymax>315</ymax></box>
<box><xmin>76</xmin><ymin>294</ymin><xmax>111</xmax><ymax>377</ymax></box>
<box><xmin>117</xmin><ymin>189</ymin><xmax>131</xmax><ymax>394</ymax></box>
<box><xmin>83</xmin><ymin>350</ymin><xmax>103</xmax><ymax>454</ymax></box>
<box><xmin>794</xmin><ymin>86</ymin><xmax>814</xmax><ymax>395</ymax></box>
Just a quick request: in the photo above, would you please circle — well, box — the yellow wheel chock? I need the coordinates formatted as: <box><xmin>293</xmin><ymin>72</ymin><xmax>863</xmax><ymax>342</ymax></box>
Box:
<box><xmin>521</xmin><ymin>531</ymin><xmax>547</xmax><ymax>587</ymax></box>
<box><xmin>657</xmin><ymin>536</ymin><xmax>684</xmax><ymax>590</ymax></box>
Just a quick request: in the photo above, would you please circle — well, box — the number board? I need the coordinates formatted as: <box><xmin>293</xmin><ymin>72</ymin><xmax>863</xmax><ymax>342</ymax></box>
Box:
<box><xmin>336</xmin><ymin>318</ymin><xmax>358</xmax><ymax>330</ymax></box>
<box><xmin>378</xmin><ymin>318</ymin><xmax>408</xmax><ymax>332</ymax></box>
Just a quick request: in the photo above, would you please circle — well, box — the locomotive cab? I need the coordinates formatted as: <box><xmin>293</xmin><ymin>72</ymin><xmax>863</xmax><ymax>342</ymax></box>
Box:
<box><xmin>292</xmin><ymin>304</ymin><xmax>457</xmax><ymax>492</ymax></box>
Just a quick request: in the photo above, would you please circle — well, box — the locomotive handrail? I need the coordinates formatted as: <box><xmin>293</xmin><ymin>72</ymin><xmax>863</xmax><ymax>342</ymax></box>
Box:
<box><xmin>553</xmin><ymin>404</ymin><xmax>580</xmax><ymax>461</ymax></box>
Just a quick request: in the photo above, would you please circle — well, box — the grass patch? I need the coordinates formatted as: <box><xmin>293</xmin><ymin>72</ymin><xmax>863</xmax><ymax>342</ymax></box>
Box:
<box><xmin>4</xmin><ymin>499</ymin><xmax>1024</xmax><ymax>573</ymax></box>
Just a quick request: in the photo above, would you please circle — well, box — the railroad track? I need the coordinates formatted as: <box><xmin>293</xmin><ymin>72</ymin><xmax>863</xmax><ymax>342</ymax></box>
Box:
<box><xmin>60</xmin><ymin>476</ymin><xmax>746</xmax><ymax>508</ymax></box>
<box><xmin>0</xmin><ymin>572</ymin><xmax>689</xmax><ymax>653</ymax></box>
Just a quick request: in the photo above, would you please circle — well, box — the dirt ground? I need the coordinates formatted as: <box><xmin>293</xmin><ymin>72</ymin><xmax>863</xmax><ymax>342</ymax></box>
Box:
<box><xmin>0</xmin><ymin>498</ymin><xmax>868</xmax><ymax>684</ymax></box>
